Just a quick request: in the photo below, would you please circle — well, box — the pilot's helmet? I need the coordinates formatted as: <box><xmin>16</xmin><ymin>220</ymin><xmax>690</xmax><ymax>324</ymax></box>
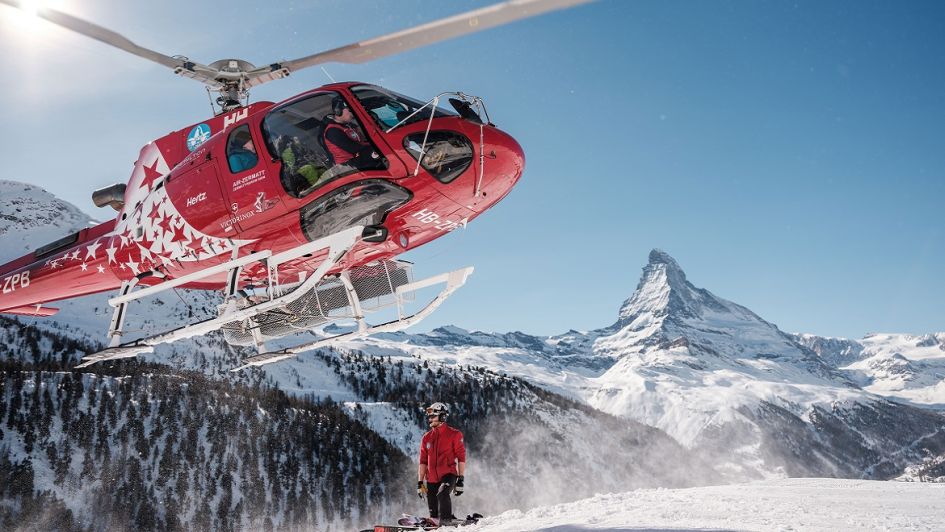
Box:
<box><xmin>331</xmin><ymin>95</ymin><xmax>349</xmax><ymax>116</ymax></box>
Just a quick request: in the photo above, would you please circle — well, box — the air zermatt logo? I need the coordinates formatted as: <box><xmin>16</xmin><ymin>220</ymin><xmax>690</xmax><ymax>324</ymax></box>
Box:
<box><xmin>186</xmin><ymin>123</ymin><xmax>212</xmax><ymax>152</ymax></box>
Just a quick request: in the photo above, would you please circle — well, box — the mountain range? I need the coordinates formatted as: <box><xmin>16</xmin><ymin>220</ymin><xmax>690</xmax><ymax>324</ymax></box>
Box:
<box><xmin>0</xmin><ymin>180</ymin><xmax>943</xmax><ymax>530</ymax></box>
<box><xmin>340</xmin><ymin>249</ymin><xmax>945</xmax><ymax>481</ymax></box>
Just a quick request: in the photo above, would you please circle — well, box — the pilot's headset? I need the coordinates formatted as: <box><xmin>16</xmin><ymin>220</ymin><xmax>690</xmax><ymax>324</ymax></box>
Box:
<box><xmin>331</xmin><ymin>96</ymin><xmax>348</xmax><ymax>116</ymax></box>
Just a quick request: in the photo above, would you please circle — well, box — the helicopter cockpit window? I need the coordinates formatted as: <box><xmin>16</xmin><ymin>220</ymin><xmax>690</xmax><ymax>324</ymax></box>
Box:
<box><xmin>351</xmin><ymin>85</ymin><xmax>455</xmax><ymax>130</ymax></box>
<box><xmin>262</xmin><ymin>92</ymin><xmax>386</xmax><ymax>199</ymax></box>
<box><xmin>226</xmin><ymin>125</ymin><xmax>259</xmax><ymax>173</ymax></box>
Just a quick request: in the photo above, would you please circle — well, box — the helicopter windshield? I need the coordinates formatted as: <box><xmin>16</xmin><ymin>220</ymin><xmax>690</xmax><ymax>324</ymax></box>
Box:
<box><xmin>351</xmin><ymin>85</ymin><xmax>456</xmax><ymax>130</ymax></box>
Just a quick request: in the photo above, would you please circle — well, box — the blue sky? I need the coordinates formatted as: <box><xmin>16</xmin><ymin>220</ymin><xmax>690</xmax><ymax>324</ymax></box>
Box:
<box><xmin>1</xmin><ymin>0</ymin><xmax>943</xmax><ymax>339</ymax></box>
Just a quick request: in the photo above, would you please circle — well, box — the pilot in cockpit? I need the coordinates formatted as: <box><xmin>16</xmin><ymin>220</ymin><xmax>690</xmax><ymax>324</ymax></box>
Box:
<box><xmin>324</xmin><ymin>96</ymin><xmax>384</xmax><ymax>171</ymax></box>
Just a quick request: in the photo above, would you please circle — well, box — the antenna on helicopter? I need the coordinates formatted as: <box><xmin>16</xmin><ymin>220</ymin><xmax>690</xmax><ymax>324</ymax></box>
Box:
<box><xmin>320</xmin><ymin>67</ymin><xmax>337</xmax><ymax>84</ymax></box>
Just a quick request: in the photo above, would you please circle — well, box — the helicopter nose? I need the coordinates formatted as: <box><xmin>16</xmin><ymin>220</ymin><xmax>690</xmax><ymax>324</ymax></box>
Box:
<box><xmin>465</xmin><ymin>127</ymin><xmax>525</xmax><ymax>213</ymax></box>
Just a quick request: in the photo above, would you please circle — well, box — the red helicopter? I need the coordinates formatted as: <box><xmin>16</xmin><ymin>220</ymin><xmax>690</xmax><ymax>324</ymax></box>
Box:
<box><xmin>0</xmin><ymin>0</ymin><xmax>590</xmax><ymax>369</ymax></box>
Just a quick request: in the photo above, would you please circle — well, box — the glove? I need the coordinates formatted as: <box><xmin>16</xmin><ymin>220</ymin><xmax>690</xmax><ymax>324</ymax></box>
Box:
<box><xmin>417</xmin><ymin>481</ymin><xmax>427</xmax><ymax>499</ymax></box>
<box><xmin>453</xmin><ymin>476</ymin><xmax>464</xmax><ymax>496</ymax></box>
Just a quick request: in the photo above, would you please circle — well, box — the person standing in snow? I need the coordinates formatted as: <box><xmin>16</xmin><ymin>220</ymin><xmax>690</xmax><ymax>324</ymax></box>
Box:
<box><xmin>417</xmin><ymin>402</ymin><xmax>466</xmax><ymax>525</ymax></box>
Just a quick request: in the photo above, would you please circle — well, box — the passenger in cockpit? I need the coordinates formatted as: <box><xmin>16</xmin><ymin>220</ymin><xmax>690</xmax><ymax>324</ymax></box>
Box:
<box><xmin>227</xmin><ymin>129</ymin><xmax>258</xmax><ymax>173</ymax></box>
<box><xmin>277</xmin><ymin>135</ymin><xmax>322</xmax><ymax>188</ymax></box>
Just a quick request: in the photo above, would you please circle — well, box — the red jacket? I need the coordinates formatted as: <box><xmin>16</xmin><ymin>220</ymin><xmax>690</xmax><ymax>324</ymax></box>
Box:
<box><xmin>419</xmin><ymin>424</ymin><xmax>466</xmax><ymax>483</ymax></box>
<box><xmin>324</xmin><ymin>122</ymin><xmax>369</xmax><ymax>165</ymax></box>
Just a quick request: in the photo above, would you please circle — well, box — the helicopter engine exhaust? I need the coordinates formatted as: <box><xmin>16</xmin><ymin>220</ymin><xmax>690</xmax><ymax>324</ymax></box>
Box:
<box><xmin>92</xmin><ymin>183</ymin><xmax>127</xmax><ymax>211</ymax></box>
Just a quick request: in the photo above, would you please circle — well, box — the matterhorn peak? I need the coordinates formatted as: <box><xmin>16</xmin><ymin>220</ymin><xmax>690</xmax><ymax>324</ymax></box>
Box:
<box><xmin>614</xmin><ymin>249</ymin><xmax>699</xmax><ymax>327</ymax></box>
<box><xmin>647</xmin><ymin>248</ymin><xmax>683</xmax><ymax>271</ymax></box>
<box><xmin>645</xmin><ymin>248</ymin><xmax>689</xmax><ymax>289</ymax></box>
<box><xmin>608</xmin><ymin>249</ymin><xmax>774</xmax><ymax>346</ymax></box>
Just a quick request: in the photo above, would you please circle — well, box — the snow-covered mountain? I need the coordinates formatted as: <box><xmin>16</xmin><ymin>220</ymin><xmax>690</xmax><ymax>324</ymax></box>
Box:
<box><xmin>341</xmin><ymin>250</ymin><xmax>945</xmax><ymax>480</ymax></box>
<box><xmin>0</xmin><ymin>180</ymin><xmax>94</xmax><ymax>263</ymax></box>
<box><xmin>796</xmin><ymin>332</ymin><xmax>945</xmax><ymax>407</ymax></box>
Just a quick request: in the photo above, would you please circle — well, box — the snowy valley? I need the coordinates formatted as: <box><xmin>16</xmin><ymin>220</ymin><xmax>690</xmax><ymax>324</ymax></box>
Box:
<box><xmin>1</xmin><ymin>181</ymin><xmax>943</xmax><ymax>531</ymax></box>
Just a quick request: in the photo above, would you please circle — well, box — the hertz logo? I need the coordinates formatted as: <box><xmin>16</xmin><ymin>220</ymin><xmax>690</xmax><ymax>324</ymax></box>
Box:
<box><xmin>186</xmin><ymin>192</ymin><xmax>207</xmax><ymax>207</ymax></box>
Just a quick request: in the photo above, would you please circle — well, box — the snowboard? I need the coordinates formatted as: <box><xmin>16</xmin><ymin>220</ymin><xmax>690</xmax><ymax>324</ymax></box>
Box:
<box><xmin>361</xmin><ymin>513</ymin><xmax>482</xmax><ymax>531</ymax></box>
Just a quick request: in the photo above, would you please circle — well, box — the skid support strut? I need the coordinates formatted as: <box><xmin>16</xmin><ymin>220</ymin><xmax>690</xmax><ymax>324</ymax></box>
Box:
<box><xmin>76</xmin><ymin>226</ymin><xmax>364</xmax><ymax>368</ymax></box>
<box><xmin>107</xmin><ymin>279</ymin><xmax>138</xmax><ymax>348</ymax></box>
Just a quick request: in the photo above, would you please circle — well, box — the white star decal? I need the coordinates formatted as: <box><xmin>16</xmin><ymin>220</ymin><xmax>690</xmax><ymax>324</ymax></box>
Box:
<box><xmin>106</xmin><ymin>243</ymin><xmax>118</xmax><ymax>264</ymax></box>
<box><xmin>126</xmin><ymin>259</ymin><xmax>140</xmax><ymax>275</ymax></box>
<box><xmin>70</xmin><ymin>250</ymin><xmax>80</xmax><ymax>261</ymax></box>
<box><xmin>97</xmin><ymin>265</ymin><xmax>106</xmax><ymax>274</ymax></box>
<box><xmin>85</xmin><ymin>240</ymin><xmax>102</xmax><ymax>260</ymax></box>
<box><xmin>80</xmin><ymin>263</ymin><xmax>88</xmax><ymax>271</ymax></box>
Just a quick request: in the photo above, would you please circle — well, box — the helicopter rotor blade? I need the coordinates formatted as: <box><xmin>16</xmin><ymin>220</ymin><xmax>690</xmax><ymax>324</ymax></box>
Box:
<box><xmin>276</xmin><ymin>0</ymin><xmax>593</xmax><ymax>76</ymax></box>
<box><xmin>0</xmin><ymin>0</ymin><xmax>593</xmax><ymax>96</ymax></box>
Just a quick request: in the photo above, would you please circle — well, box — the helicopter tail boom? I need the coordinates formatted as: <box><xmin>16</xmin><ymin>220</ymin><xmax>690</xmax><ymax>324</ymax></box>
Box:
<box><xmin>0</xmin><ymin>219</ymin><xmax>120</xmax><ymax>316</ymax></box>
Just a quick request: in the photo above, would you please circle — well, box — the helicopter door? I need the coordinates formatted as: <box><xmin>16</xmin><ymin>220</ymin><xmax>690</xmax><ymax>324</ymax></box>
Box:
<box><xmin>219</xmin><ymin>124</ymin><xmax>288</xmax><ymax>233</ymax></box>
<box><xmin>165</xmin><ymin>159</ymin><xmax>233</xmax><ymax>243</ymax></box>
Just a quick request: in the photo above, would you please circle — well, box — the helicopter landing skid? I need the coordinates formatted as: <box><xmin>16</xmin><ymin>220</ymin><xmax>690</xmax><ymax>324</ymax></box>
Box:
<box><xmin>75</xmin><ymin>226</ymin><xmax>365</xmax><ymax>369</ymax></box>
<box><xmin>230</xmin><ymin>266</ymin><xmax>473</xmax><ymax>371</ymax></box>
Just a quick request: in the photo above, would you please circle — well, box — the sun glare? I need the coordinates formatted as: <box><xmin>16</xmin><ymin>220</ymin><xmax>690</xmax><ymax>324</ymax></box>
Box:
<box><xmin>1</xmin><ymin>0</ymin><xmax>68</xmax><ymax>38</ymax></box>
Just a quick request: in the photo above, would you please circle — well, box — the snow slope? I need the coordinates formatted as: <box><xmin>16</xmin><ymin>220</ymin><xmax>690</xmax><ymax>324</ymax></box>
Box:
<box><xmin>470</xmin><ymin>478</ymin><xmax>945</xmax><ymax>531</ymax></box>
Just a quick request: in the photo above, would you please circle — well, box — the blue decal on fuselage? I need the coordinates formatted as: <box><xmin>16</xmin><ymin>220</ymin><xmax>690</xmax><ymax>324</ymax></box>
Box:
<box><xmin>187</xmin><ymin>123</ymin><xmax>212</xmax><ymax>152</ymax></box>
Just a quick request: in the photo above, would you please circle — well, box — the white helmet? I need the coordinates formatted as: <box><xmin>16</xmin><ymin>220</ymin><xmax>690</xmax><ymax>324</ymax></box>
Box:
<box><xmin>425</xmin><ymin>402</ymin><xmax>449</xmax><ymax>421</ymax></box>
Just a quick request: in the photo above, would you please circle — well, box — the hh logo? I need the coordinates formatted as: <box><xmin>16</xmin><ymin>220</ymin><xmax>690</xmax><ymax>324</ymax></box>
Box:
<box><xmin>223</xmin><ymin>108</ymin><xmax>249</xmax><ymax>129</ymax></box>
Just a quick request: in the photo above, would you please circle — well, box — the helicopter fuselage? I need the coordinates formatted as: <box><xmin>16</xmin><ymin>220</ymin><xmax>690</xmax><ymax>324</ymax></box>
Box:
<box><xmin>0</xmin><ymin>82</ymin><xmax>524</xmax><ymax>315</ymax></box>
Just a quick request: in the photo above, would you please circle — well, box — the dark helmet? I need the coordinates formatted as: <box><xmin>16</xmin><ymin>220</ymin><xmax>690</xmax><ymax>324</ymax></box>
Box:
<box><xmin>231</xmin><ymin>128</ymin><xmax>252</xmax><ymax>147</ymax></box>
<box><xmin>425</xmin><ymin>402</ymin><xmax>448</xmax><ymax>421</ymax></box>
<box><xmin>331</xmin><ymin>95</ymin><xmax>348</xmax><ymax>116</ymax></box>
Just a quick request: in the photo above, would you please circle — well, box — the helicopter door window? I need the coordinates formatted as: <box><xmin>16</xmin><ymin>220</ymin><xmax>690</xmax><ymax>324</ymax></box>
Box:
<box><xmin>226</xmin><ymin>125</ymin><xmax>259</xmax><ymax>173</ymax></box>
<box><xmin>262</xmin><ymin>92</ymin><xmax>387</xmax><ymax>199</ymax></box>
